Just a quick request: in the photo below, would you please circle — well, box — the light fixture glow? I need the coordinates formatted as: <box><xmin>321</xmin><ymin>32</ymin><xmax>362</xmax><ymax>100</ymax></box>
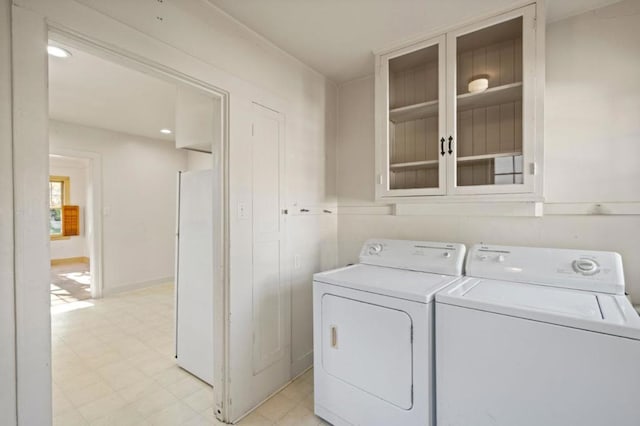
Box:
<box><xmin>47</xmin><ymin>45</ymin><xmax>72</xmax><ymax>58</ymax></box>
<box><xmin>468</xmin><ymin>77</ymin><xmax>489</xmax><ymax>94</ymax></box>
<box><xmin>160</xmin><ymin>129</ymin><xmax>172</xmax><ymax>135</ymax></box>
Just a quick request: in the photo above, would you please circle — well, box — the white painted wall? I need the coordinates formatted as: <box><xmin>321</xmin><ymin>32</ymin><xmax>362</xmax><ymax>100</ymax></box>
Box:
<box><xmin>49</xmin><ymin>120</ymin><xmax>188</xmax><ymax>294</ymax></box>
<box><xmin>336</xmin><ymin>0</ymin><xmax>640</xmax><ymax>303</ymax></box>
<box><xmin>0</xmin><ymin>0</ymin><xmax>16</xmax><ymax>424</ymax></box>
<box><xmin>186</xmin><ymin>150</ymin><xmax>213</xmax><ymax>171</ymax></box>
<box><xmin>49</xmin><ymin>156</ymin><xmax>89</xmax><ymax>260</ymax></box>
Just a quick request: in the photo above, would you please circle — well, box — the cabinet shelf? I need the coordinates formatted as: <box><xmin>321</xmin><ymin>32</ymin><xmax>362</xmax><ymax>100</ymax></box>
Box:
<box><xmin>390</xmin><ymin>159</ymin><xmax>438</xmax><ymax>171</ymax></box>
<box><xmin>457</xmin><ymin>82</ymin><xmax>522</xmax><ymax>111</ymax></box>
<box><xmin>457</xmin><ymin>151</ymin><xmax>522</xmax><ymax>163</ymax></box>
<box><xmin>389</xmin><ymin>100</ymin><xmax>438</xmax><ymax>123</ymax></box>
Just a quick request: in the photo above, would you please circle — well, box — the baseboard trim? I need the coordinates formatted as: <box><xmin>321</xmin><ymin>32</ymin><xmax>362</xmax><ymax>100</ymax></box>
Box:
<box><xmin>102</xmin><ymin>277</ymin><xmax>174</xmax><ymax>296</ymax></box>
<box><xmin>51</xmin><ymin>256</ymin><xmax>89</xmax><ymax>266</ymax></box>
<box><xmin>291</xmin><ymin>350</ymin><xmax>313</xmax><ymax>378</ymax></box>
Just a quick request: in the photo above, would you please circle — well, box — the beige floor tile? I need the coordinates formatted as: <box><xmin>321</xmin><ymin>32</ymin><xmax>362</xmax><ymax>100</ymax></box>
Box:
<box><xmin>166</xmin><ymin>374</ymin><xmax>211</xmax><ymax>400</ymax></box>
<box><xmin>130</xmin><ymin>387</ymin><xmax>180</xmax><ymax>418</ymax></box>
<box><xmin>117</xmin><ymin>377</ymin><xmax>161</xmax><ymax>403</ymax></box>
<box><xmin>275</xmin><ymin>403</ymin><xmax>321</xmax><ymax>426</ymax></box>
<box><xmin>52</xmin><ymin>284</ymin><xmax>324</xmax><ymax>426</ymax></box>
<box><xmin>146</xmin><ymin>401</ymin><xmax>199</xmax><ymax>425</ymax></box>
<box><xmin>181</xmin><ymin>413</ymin><xmax>224</xmax><ymax>425</ymax></box>
<box><xmin>65</xmin><ymin>381</ymin><xmax>114</xmax><ymax>407</ymax></box>
<box><xmin>199</xmin><ymin>407</ymin><xmax>221</xmax><ymax>423</ymax></box>
<box><xmin>300</xmin><ymin>392</ymin><xmax>314</xmax><ymax>412</ymax></box>
<box><xmin>238</xmin><ymin>411</ymin><xmax>275</xmax><ymax>426</ymax></box>
<box><xmin>83</xmin><ymin>350</ymin><xmax>123</xmax><ymax>369</ymax></box>
<box><xmin>77</xmin><ymin>393</ymin><xmax>127</xmax><ymax>422</ymax></box>
<box><xmin>89</xmin><ymin>405</ymin><xmax>150</xmax><ymax>426</ymax></box>
<box><xmin>279</xmin><ymin>377</ymin><xmax>313</xmax><ymax>403</ymax></box>
<box><xmin>152</xmin><ymin>365</ymin><xmax>191</xmax><ymax>387</ymax></box>
<box><xmin>52</xmin><ymin>389</ymin><xmax>75</xmax><ymax>417</ymax></box>
<box><xmin>99</xmin><ymin>365</ymin><xmax>149</xmax><ymax>391</ymax></box>
<box><xmin>53</xmin><ymin>408</ymin><xmax>89</xmax><ymax>426</ymax></box>
<box><xmin>256</xmin><ymin>393</ymin><xmax>297</xmax><ymax>422</ymax></box>
<box><xmin>183</xmin><ymin>387</ymin><xmax>215</xmax><ymax>413</ymax></box>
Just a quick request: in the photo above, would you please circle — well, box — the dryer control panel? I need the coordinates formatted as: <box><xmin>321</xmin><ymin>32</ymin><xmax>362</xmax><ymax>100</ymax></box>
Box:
<box><xmin>359</xmin><ymin>239</ymin><xmax>466</xmax><ymax>276</ymax></box>
<box><xmin>466</xmin><ymin>244</ymin><xmax>625</xmax><ymax>295</ymax></box>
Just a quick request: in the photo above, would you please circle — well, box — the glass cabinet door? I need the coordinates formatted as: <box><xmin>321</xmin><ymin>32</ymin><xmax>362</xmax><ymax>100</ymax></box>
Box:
<box><xmin>382</xmin><ymin>36</ymin><xmax>446</xmax><ymax>196</ymax></box>
<box><xmin>448</xmin><ymin>6</ymin><xmax>535</xmax><ymax>195</ymax></box>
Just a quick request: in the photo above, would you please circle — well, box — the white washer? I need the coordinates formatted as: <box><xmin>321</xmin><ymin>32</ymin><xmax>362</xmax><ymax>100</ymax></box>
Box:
<box><xmin>313</xmin><ymin>239</ymin><xmax>466</xmax><ymax>426</ymax></box>
<box><xmin>436</xmin><ymin>244</ymin><xmax>640</xmax><ymax>426</ymax></box>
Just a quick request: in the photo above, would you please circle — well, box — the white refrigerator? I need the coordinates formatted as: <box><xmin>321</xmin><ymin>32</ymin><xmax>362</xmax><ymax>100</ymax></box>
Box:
<box><xmin>175</xmin><ymin>170</ymin><xmax>213</xmax><ymax>385</ymax></box>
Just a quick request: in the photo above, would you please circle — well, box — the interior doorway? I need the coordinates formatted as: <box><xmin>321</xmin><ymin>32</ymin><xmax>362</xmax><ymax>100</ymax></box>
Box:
<box><xmin>10</xmin><ymin>6</ymin><xmax>230</xmax><ymax>423</ymax></box>
<box><xmin>45</xmin><ymin>37</ymin><xmax>226</xmax><ymax>424</ymax></box>
<box><xmin>48</xmin><ymin>154</ymin><xmax>93</xmax><ymax>309</ymax></box>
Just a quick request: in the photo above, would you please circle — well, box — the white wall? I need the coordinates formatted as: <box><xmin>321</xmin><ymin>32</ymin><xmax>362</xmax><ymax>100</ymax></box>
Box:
<box><xmin>336</xmin><ymin>0</ymin><xmax>640</xmax><ymax>303</ymax></box>
<box><xmin>0</xmin><ymin>0</ymin><xmax>16</xmax><ymax>424</ymax></box>
<box><xmin>186</xmin><ymin>150</ymin><xmax>213</xmax><ymax>171</ymax></box>
<box><xmin>49</xmin><ymin>120</ymin><xmax>188</xmax><ymax>294</ymax></box>
<box><xmin>49</xmin><ymin>156</ymin><xmax>89</xmax><ymax>260</ymax></box>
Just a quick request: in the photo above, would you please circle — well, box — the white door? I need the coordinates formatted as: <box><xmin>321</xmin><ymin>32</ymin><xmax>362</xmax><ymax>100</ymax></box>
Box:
<box><xmin>251</xmin><ymin>103</ymin><xmax>290</xmax><ymax>387</ymax></box>
<box><xmin>176</xmin><ymin>170</ymin><xmax>214</xmax><ymax>385</ymax></box>
<box><xmin>321</xmin><ymin>294</ymin><xmax>414</xmax><ymax>409</ymax></box>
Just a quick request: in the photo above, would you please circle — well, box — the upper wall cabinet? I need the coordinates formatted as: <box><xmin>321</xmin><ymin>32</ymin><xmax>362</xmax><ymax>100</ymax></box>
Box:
<box><xmin>375</xmin><ymin>4</ymin><xmax>543</xmax><ymax>200</ymax></box>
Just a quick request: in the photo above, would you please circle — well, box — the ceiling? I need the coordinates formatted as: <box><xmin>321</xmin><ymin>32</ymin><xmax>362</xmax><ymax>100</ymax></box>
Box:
<box><xmin>48</xmin><ymin>43</ymin><xmax>177</xmax><ymax>141</ymax></box>
<box><xmin>208</xmin><ymin>0</ymin><xmax>623</xmax><ymax>82</ymax></box>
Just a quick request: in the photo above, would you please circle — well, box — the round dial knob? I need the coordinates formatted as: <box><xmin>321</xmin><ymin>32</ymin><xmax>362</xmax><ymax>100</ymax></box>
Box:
<box><xmin>368</xmin><ymin>243</ymin><xmax>383</xmax><ymax>255</ymax></box>
<box><xmin>497</xmin><ymin>255</ymin><xmax>505</xmax><ymax>263</ymax></box>
<box><xmin>443</xmin><ymin>252</ymin><xmax>451</xmax><ymax>258</ymax></box>
<box><xmin>572</xmin><ymin>258</ymin><xmax>599</xmax><ymax>275</ymax></box>
<box><xmin>479</xmin><ymin>255</ymin><xmax>488</xmax><ymax>261</ymax></box>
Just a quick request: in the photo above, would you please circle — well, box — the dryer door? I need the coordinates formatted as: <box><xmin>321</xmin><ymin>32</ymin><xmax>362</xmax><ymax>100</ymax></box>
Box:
<box><xmin>321</xmin><ymin>294</ymin><xmax>413</xmax><ymax>409</ymax></box>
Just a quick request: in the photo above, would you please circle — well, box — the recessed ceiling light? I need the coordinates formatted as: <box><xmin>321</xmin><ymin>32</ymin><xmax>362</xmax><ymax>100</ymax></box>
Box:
<box><xmin>160</xmin><ymin>129</ymin><xmax>172</xmax><ymax>135</ymax></box>
<box><xmin>47</xmin><ymin>45</ymin><xmax>72</xmax><ymax>58</ymax></box>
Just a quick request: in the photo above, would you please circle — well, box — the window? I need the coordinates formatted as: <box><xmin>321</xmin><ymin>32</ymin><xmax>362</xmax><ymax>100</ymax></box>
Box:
<box><xmin>49</xmin><ymin>176</ymin><xmax>70</xmax><ymax>240</ymax></box>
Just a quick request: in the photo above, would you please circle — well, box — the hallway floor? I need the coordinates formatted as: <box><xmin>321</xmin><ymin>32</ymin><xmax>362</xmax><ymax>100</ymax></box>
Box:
<box><xmin>51</xmin><ymin>262</ymin><xmax>92</xmax><ymax>307</ymax></box>
<box><xmin>52</xmin><ymin>283</ymin><xmax>324</xmax><ymax>425</ymax></box>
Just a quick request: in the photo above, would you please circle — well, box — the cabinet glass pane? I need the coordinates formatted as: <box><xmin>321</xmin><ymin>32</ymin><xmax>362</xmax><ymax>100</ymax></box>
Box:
<box><xmin>455</xmin><ymin>17</ymin><xmax>523</xmax><ymax>187</ymax></box>
<box><xmin>388</xmin><ymin>44</ymin><xmax>440</xmax><ymax>190</ymax></box>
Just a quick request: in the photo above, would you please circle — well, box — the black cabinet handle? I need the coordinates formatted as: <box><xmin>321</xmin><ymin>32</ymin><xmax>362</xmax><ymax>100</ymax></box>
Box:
<box><xmin>440</xmin><ymin>137</ymin><xmax>445</xmax><ymax>156</ymax></box>
<box><xmin>448</xmin><ymin>136</ymin><xmax>453</xmax><ymax>155</ymax></box>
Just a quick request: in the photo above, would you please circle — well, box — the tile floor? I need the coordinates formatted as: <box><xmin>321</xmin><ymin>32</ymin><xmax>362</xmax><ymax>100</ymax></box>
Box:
<box><xmin>51</xmin><ymin>262</ymin><xmax>92</xmax><ymax>307</ymax></box>
<box><xmin>52</xmin><ymin>282</ymin><xmax>325</xmax><ymax>425</ymax></box>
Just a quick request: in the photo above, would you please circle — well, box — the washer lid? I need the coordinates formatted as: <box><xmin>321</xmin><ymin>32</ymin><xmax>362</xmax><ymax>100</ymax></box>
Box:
<box><xmin>437</xmin><ymin>277</ymin><xmax>640</xmax><ymax>339</ymax></box>
<box><xmin>314</xmin><ymin>264</ymin><xmax>461</xmax><ymax>303</ymax></box>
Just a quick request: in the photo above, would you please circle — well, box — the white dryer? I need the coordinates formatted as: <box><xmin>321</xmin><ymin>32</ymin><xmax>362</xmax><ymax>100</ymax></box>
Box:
<box><xmin>313</xmin><ymin>239</ymin><xmax>466</xmax><ymax>426</ymax></box>
<box><xmin>436</xmin><ymin>244</ymin><xmax>640</xmax><ymax>426</ymax></box>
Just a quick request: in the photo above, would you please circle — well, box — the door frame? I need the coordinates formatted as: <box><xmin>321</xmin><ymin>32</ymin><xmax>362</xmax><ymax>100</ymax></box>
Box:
<box><xmin>49</xmin><ymin>149</ymin><xmax>103</xmax><ymax>299</ymax></box>
<box><xmin>11</xmin><ymin>4</ymin><xmax>231</xmax><ymax>424</ymax></box>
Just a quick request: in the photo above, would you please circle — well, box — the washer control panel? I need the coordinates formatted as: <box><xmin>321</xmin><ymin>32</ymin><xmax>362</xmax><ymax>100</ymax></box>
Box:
<box><xmin>359</xmin><ymin>239</ymin><xmax>466</xmax><ymax>276</ymax></box>
<box><xmin>466</xmin><ymin>244</ymin><xmax>625</xmax><ymax>295</ymax></box>
<box><xmin>572</xmin><ymin>258</ymin><xmax>600</xmax><ymax>275</ymax></box>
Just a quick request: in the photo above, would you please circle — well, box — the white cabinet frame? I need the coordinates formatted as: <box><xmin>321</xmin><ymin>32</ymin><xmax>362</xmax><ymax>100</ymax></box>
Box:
<box><xmin>375</xmin><ymin>2</ymin><xmax>544</xmax><ymax>202</ymax></box>
<box><xmin>375</xmin><ymin>35</ymin><xmax>447</xmax><ymax>198</ymax></box>
<box><xmin>446</xmin><ymin>5</ymin><xmax>537</xmax><ymax>196</ymax></box>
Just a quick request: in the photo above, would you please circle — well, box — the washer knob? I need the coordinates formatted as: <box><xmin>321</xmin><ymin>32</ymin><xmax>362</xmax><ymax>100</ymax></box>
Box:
<box><xmin>368</xmin><ymin>243</ymin><xmax>383</xmax><ymax>255</ymax></box>
<box><xmin>572</xmin><ymin>258</ymin><xmax>599</xmax><ymax>275</ymax></box>
<box><xmin>443</xmin><ymin>252</ymin><xmax>451</xmax><ymax>258</ymax></box>
<box><xmin>479</xmin><ymin>255</ymin><xmax>488</xmax><ymax>261</ymax></box>
<box><xmin>497</xmin><ymin>255</ymin><xmax>505</xmax><ymax>263</ymax></box>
